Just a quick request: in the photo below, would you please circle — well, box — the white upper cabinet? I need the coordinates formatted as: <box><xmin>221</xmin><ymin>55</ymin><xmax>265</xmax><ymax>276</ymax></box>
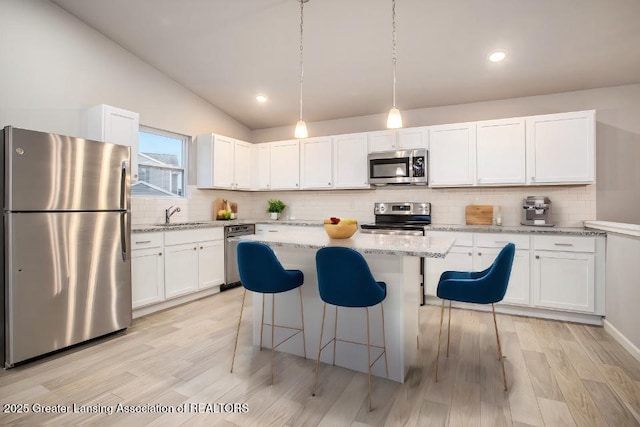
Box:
<box><xmin>86</xmin><ymin>104</ymin><xmax>140</xmax><ymax>181</ymax></box>
<box><xmin>270</xmin><ymin>140</ymin><xmax>300</xmax><ymax>190</ymax></box>
<box><xmin>333</xmin><ymin>133</ymin><xmax>369</xmax><ymax>189</ymax></box>
<box><xmin>367</xmin><ymin>130</ymin><xmax>398</xmax><ymax>152</ymax></box>
<box><xmin>256</xmin><ymin>143</ymin><xmax>271</xmax><ymax>190</ymax></box>
<box><xmin>233</xmin><ymin>140</ymin><xmax>253</xmax><ymax>189</ymax></box>
<box><xmin>398</xmin><ymin>126</ymin><xmax>429</xmax><ymax>150</ymax></box>
<box><xmin>429</xmin><ymin>122</ymin><xmax>476</xmax><ymax>187</ymax></box>
<box><xmin>196</xmin><ymin>134</ymin><xmax>254</xmax><ymax>190</ymax></box>
<box><xmin>476</xmin><ymin>117</ymin><xmax>526</xmax><ymax>185</ymax></box>
<box><xmin>300</xmin><ymin>137</ymin><xmax>333</xmax><ymax>189</ymax></box>
<box><xmin>526</xmin><ymin>110</ymin><xmax>595</xmax><ymax>184</ymax></box>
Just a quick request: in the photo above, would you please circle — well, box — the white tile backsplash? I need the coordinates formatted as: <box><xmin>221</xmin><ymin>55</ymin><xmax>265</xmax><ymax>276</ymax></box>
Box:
<box><xmin>132</xmin><ymin>184</ymin><xmax>596</xmax><ymax>227</ymax></box>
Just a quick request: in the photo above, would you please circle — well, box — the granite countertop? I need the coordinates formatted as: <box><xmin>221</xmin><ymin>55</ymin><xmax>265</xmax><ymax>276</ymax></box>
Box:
<box><xmin>584</xmin><ymin>221</ymin><xmax>640</xmax><ymax>238</ymax></box>
<box><xmin>133</xmin><ymin>219</ymin><xmax>605</xmax><ymax>236</ymax></box>
<box><xmin>234</xmin><ymin>228</ymin><xmax>456</xmax><ymax>258</ymax></box>
<box><xmin>425</xmin><ymin>224</ymin><xmax>606</xmax><ymax>236</ymax></box>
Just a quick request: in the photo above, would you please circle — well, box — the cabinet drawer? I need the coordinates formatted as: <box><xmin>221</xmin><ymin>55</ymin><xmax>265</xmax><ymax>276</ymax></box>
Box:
<box><xmin>132</xmin><ymin>232</ymin><xmax>163</xmax><ymax>250</ymax></box>
<box><xmin>164</xmin><ymin>227</ymin><xmax>224</xmax><ymax>246</ymax></box>
<box><xmin>476</xmin><ymin>233</ymin><xmax>530</xmax><ymax>249</ymax></box>
<box><xmin>533</xmin><ymin>235</ymin><xmax>595</xmax><ymax>253</ymax></box>
<box><xmin>426</xmin><ymin>231</ymin><xmax>473</xmax><ymax>247</ymax></box>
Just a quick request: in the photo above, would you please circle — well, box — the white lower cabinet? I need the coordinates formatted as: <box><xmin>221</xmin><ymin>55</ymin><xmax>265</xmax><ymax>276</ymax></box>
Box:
<box><xmin>164</xmin><ymin>242</ymin><xmax>200</xmax><ymax>299</ymax></box>
<box><xmin>198</xmin><ymin>239</ymin><xmax>225</xmax><ymax>290</ymax></box>
<box><xmin>131</xmin><ymin>232</ymin><xmax>164</xmax><ymax>308</ymax></box>
<box><xmin>425</xmin><ymin>230</ymin><xmax>604</xmax><ymax>322</ymax></box>
<box><xmin>532</xmin><ymin>235</ymin><xmax>596</xmax><ymax>313</ymax></box>
<box><xmin>132</xmin><ymin>228</ymin><xmax>225</xmax><ymax>315</ymax></box>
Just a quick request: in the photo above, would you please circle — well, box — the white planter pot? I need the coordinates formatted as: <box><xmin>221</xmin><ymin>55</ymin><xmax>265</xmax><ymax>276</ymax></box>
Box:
<box><xmin>270</xmin><ymin>212</ymin><xmax>280</xmax><ymax>220</ymax></box>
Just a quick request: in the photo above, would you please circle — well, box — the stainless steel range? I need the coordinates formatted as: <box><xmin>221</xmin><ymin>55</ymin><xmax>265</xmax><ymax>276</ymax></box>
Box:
<box><xmin>360</xmin><ymin>202</ymin><xmax>431</xmax><ymax>305</ymax></box>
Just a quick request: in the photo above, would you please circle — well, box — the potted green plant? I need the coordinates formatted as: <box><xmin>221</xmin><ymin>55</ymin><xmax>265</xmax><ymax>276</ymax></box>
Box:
<box><xmin>267</xmin><ymin>199</ymin><xmax>286</xmax><ymax>220</ymax></box>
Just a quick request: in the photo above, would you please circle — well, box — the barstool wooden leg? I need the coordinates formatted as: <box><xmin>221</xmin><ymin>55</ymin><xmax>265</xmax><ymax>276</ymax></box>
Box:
<box><xmin>299</xmin><ymin>287</ymin><xmax>307</xmax><ymax>358</ymax></box>
<box><xmin>435</xmin><ymin>299</ymin><xmax>445</xmax><ymax>382</ymax></box>
<box><xmin>446</xmin><ymin>300</ymin><xmax>452</xmax><ymax>357</ymax></box>
<box><xmin>271</xmin><ymin>293</ymin><xmax>275</xmax><ymax>385</ymax></box>
<box><xmin>312</xmin><ymin>303</ymin><xmax>327</xmax><ymax>396</ymax></box>
<box><xmin>381</xmin><ymin>303</ymin><xmax>389</xmax><ymax>378</ymax></box>
<box><xmin>366</xmin><ymin>307</ymin><xmax>372</xmax><ymax>412</ymax></box>
<box><xmin>230</xmin><ymin>289</ymin><xmax>247</xmax><ymax>373</ymax></box>
<box><xmin>492</xmin><ymin>304</ymin><xmax>508</xmax><ymax>391</ymax></box>
<box><xmin>260</xmin><ymin>294</ymin><xmax>265</xmax><ymax>350</ymax></box>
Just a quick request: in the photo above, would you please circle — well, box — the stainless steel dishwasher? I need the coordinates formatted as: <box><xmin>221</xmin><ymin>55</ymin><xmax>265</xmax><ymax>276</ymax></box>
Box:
<box><xmin>221</xmin><ymin>224</ymin><xmax>255</xmax><ymax>291</ymax></box>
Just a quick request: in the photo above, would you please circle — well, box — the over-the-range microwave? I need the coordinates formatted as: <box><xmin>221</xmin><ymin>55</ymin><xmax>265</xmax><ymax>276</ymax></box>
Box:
<box><xmin>368</xmin><ymin>149</ymin><xmax>428</xmax><ymax>186</ymax></box>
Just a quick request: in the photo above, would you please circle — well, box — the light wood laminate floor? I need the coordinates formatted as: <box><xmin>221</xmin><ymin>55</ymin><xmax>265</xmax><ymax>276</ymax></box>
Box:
<box><xmin>1</xmin><ymin>287</ymin><xmax>640</xmax><ymax>426</ymax></box>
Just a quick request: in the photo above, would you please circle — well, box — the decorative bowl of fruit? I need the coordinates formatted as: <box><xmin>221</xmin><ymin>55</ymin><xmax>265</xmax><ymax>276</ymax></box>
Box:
<box><xmin>323</xmin><ymin>217</ymin><xmax>358</xmax><ymax>239</ymax></box>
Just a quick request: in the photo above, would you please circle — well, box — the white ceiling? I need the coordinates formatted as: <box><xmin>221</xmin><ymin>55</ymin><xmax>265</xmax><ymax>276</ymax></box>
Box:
<box><xmin>50</xmin><ymin>0</ymin><xmax>640</xmax><ymax>130</ymax></box>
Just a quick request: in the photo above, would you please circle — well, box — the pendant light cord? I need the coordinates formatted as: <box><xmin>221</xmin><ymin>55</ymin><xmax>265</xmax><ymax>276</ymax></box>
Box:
<box><xmin>299</xmin><ymin>0</ymin><xmax>305</xmax><ymax>122</ymax></box>
<box><xmin>391</xmin><ymin>0</ymin><xmax>397</xmax><ymax>109</ymax></box>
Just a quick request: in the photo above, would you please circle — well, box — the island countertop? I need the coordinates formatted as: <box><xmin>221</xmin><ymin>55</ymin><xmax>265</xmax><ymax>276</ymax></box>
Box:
<box><xmin>235</xmin><ymin>228</ymin><xmax>455</xmax><ymax>258</ymax></box>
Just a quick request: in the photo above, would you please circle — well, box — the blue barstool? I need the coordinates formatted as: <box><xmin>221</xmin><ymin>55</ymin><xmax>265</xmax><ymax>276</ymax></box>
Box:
<box><xmin>230</xmin><ymin>241</ymin><xmax>306</xmax><ymax>384</ymax></box>
<box><xmin>313</xmin><ymin>247</ymin><xmax>388</xmax><ymax>411</ymax></box>
<box><xmin>435</xmin><ymin>243</ymin><xmax>515</xmax><ymax>391</ymax></box>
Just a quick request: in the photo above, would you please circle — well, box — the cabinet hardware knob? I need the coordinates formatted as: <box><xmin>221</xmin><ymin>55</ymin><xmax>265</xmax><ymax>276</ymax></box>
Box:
<box><xmin>531</xmin><ymin>176</ymin><xmax>536</xmax><ymax>181</ymax></box>
<box><xmin>536</xmin><ymin>255</ymin><xmax>540</xmax><ymax>259</ymax></box>
<box><xmin>159</xmin><ymin>252</ymin><xmax>162</xmax><ymax>256</ymax></box>
<box><xmin>468</xmin><ymin>252</ymin><xmax>472</xmax><ymax>256</ymax></box>
<box><xmin>478</xmin><ymin>252</ymin><xmax>482</xmax><ymax>256</ymax></box>
<box><xmin>200</xmin><ymin>246</ymin><xmax>203</xmax><ymax>249</ymax></box>
<box><xmin>194</xmin><ymin>247</ymin><xmax>197</xmax><ymax>251</ymax></box>
<box><xmin>296</xmin><ymin>183</ymin><xmax>299</xmax><ymax>187</ymax></box>
<box><xmin>328</xmin><ymin>182</ymin><xmax>331</xmax><ymax>186</ymax></box>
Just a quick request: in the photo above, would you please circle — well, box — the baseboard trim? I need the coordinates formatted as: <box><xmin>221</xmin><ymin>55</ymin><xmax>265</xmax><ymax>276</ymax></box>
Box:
<box><xmin>133</xmin><ymin>286</ymin><xmax>221</xmax><ymax>319</ymax></box>
<box><xmin>603</xmin><ymin>320</ymin><xmax>640</xmax><ymax>363</ymax></box>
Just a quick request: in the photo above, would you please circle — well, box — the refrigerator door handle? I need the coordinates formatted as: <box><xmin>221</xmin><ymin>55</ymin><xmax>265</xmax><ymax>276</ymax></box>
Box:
<box><xmin>120</xmin><ymin>160</ymin><xmax>128</xmax><ymax>211</ymax></box>
<box><xmin>120</xmin><ymin>212</ymin><xmax>129</xmax><ymax>261</ymax></box>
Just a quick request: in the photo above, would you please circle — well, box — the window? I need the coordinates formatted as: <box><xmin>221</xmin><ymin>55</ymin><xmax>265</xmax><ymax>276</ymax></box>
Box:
<box><xmin>133</xmin><ymin>126</ymin><xmax>188</xmax><ymax>198</ymax></box>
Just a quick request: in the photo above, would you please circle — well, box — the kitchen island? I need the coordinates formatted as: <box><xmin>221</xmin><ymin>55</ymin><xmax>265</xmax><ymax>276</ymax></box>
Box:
<box><xmin>235</xmin><ymin>229</ymin><xmax>455</xmax><ymax>383</ymax></box>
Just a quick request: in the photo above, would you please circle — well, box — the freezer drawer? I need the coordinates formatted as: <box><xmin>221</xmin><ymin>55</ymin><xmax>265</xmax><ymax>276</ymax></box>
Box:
<box><xmin>4</xmin><ymin>211</ymin><xmax>131</xmax><ymax>366</ymax></box>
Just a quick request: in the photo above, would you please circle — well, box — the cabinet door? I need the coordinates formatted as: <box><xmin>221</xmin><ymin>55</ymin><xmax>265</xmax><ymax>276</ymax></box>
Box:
<box><xmin>301</xmin><ymin>137</ymin><xmax>333</xmax><ymax>189</ymax></box>
<box><xmin>367</xmin><ymin>130</ymin><xmax>397</xmax><ymax>152</ymax></box>
<box><xmin>87</xmin><ymin>104</ymin><xmax>140</xmax><ymax>182</ymax></box>
<box><xmin>429</xmin><ymin>123</ymin><xmax>476</xmax><ymax>187</ymax></box>
<box><xmin>526</xmin><ymin>110</ymin><xmax>595</xmax><ymax>184</ymax></box>
<box><xmin>131</xmin><ymin>248</ymin><xmax>164</xmax><ymax>308</ymax></box>
<box><xmin>198</xmin><ymin>240</ymin><xmax>224</xmax><ymax>290</ymax></box>
<box><xmin>164</xmin><ymin>243</ymin><xmax>199</xmax><ymax>299</ymax></box>
<box><xmin>476</xmin><ymin>117</ymin><xmax>526</xmax><ymax>185</ymax></box>
<box><xmin>477</xmin><ymin>248</ymin><xmax>530</xmax><ymax>306</ymax></box>
<box><xmin>213</xmin><ymin>135</ymin><xmax>235</xmax><ymax>188</ymax></box>
<box><xmin>334</xmin><ymin>133</ymin><xmax>369</xmax><ymax>189</ymax></box>
<box><xmin>533</xmin><ymin>251</ymin><xmax>595</xmax><ymax>312</ymax></box>
<box><xmin>270</xmin><ymin>140</ymin><xmax>300</xmax><ymax>190</ymax></box>
<box><xmin>256</xmin><ymin>143</ymin><xmax>271</xmax><ymax>190</ymax></box>
<box><xmin>233</xmin><ymin>140</ymin><xmax>253</xmax><ymax>189</ymax></box>
<box><xmin>398</xmin><ymin>127</ymin><xmax>428</xmax><ymax>150</ymax></box>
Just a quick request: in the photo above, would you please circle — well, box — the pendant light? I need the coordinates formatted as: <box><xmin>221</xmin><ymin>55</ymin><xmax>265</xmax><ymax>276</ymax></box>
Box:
<box><xmin>387</xmin><ymin>0</ymin><xmax>403</xmax><ymax>129</ymax></box>
<box><xmin>294</xmin><ymin>0</ymin><xmax>309</xmax><ymax>139</ymax></box>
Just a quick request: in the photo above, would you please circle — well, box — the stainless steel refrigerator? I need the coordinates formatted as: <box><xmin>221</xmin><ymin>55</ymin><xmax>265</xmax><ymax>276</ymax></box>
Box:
<box><xmin>1</xmin><ymin>126</ymin><xmax>132</xmax><ymax>368</ymax></box>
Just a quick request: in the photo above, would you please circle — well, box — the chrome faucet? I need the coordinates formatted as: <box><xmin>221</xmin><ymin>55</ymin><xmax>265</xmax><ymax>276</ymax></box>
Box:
<box><xmin>165</xmin><ymin>206</ymin><xmax>181</xmax><ymax>224</ymax></box>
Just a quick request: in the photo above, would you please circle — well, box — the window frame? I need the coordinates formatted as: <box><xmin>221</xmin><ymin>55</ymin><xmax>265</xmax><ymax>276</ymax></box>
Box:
<box><xmin>135</xmin><ymin>125</ymin><xmax>190</xmax><ymax>199</ymax></box>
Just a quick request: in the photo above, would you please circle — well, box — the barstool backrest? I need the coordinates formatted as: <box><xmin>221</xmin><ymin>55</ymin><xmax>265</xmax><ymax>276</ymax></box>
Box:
<box><xmin>316</xmin><ymin>247</ymin><xmax>386</xmax><ymax>308</ymax></box>
<box><xmin>237</xmin><ymin>241</ymin><xmax>296</xmax><ymax>293</ymax></box>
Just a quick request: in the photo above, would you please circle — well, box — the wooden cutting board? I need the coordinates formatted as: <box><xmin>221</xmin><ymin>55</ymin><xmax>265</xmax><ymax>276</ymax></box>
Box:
<box><xmin>465</xmin><ymin>205</ymin><xmax>494</xmax><ymax>225</ymax></box>
<box><xmin>211</xmin><ymin>198</ymin><xmax>238</xmax><ymax>220</ymax></box>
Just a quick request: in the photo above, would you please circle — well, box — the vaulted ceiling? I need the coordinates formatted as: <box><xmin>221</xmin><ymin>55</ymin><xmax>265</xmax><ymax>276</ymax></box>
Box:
<box><xmin>51</xmin><ymin>0</ymin><xmax>640</xmax><ymax>130</ymax></box>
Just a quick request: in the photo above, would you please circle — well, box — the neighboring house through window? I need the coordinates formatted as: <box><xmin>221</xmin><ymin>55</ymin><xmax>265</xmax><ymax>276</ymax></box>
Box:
<box><xmin>133</xmin><ymin>126</ymin><xmax>188</xmax><ymax>197</ymax></box>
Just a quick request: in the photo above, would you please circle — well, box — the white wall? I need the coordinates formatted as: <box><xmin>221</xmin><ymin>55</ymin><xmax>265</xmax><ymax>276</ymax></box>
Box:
<box><xmin>0</xmin><ymin>0</ymin><xmax>251</xmax><ymax>141</ymax></box>
<box><xmin>252</xmin><ymin>85</ymin><xmax>640</xmax><ymax>224</ymax></box>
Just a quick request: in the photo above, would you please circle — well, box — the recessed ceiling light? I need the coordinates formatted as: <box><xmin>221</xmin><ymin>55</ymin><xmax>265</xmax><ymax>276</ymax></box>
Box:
<box><xmin>489</xmin><ymin>50</ymin><xmax>507</xmax><ymax>62</ymax></box>
<box><xmin>256</xmin><ymin>95</ymin><xmax>268</xmax><ymax>103</ymax></box>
